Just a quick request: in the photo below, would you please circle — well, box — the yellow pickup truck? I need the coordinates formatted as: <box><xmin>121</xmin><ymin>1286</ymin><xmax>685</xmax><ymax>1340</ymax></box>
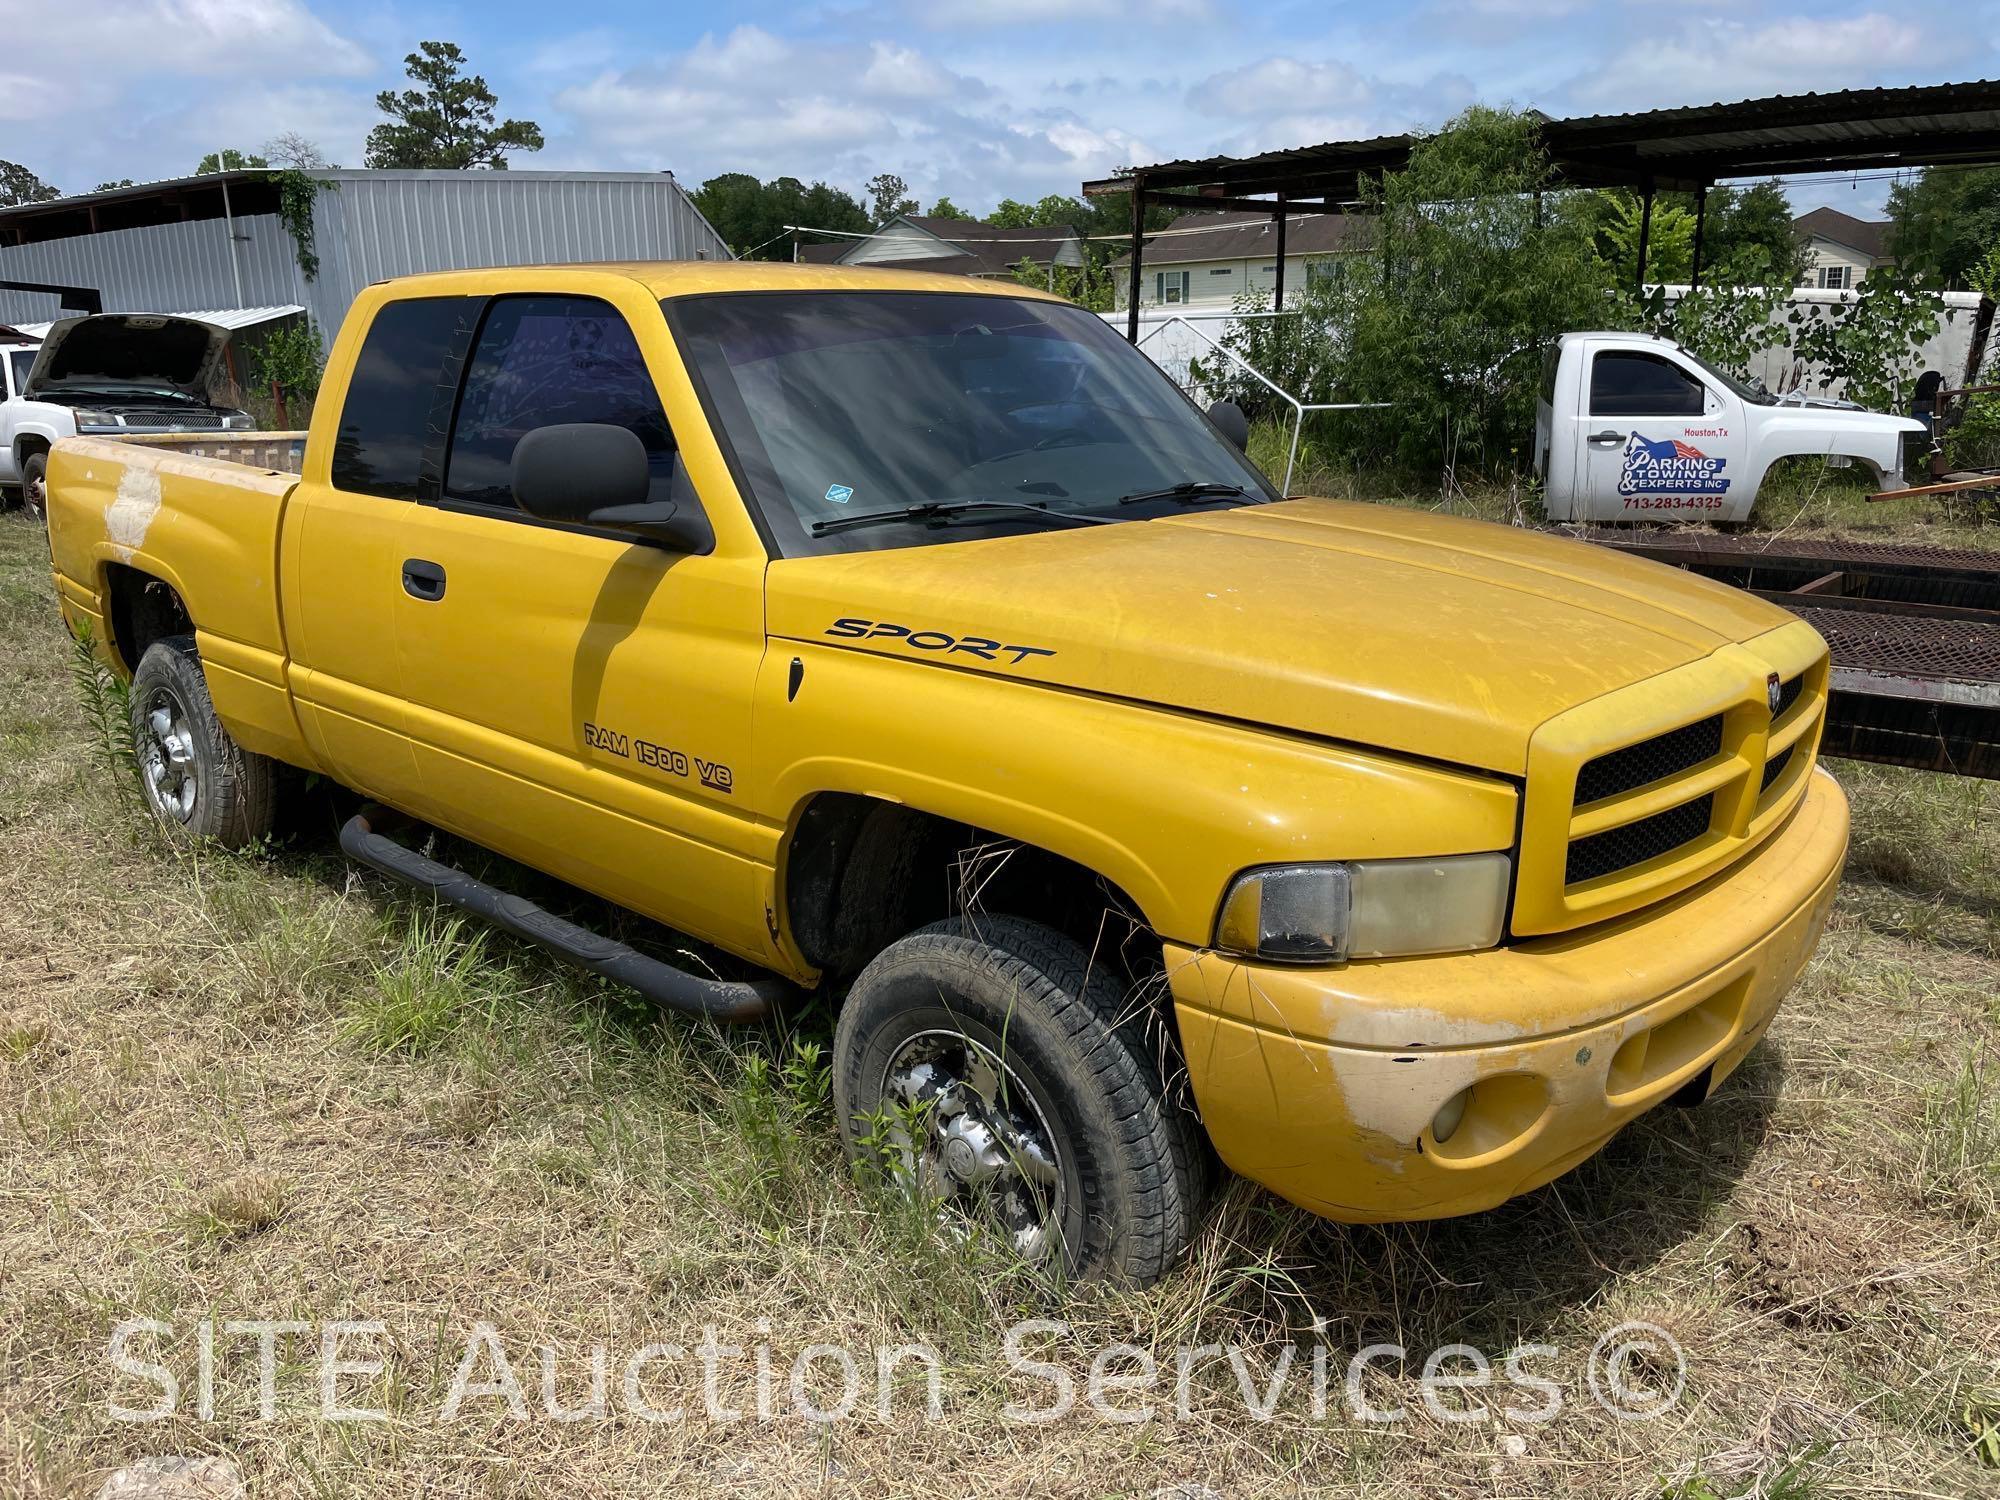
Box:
<box><xmin>45</xmin><ymin>262</ymin><xmax>1848</xmax><ymax>1282</ymax></box>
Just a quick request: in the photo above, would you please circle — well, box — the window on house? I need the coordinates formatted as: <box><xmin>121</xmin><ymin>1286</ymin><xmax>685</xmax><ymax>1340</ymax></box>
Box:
<box><xmin>1209</xmin><ymin>267</ymin><xmax>1232</xmax><ymax>275</ymax></box>
<box><xmin>1817</xmin><ymin>265</ymin><xmax>1852</xmax><ymax>290</ymax></box>
<box><xmin>1153</xmin><ymin>270</ymin><xmax>1190</xmax><ymax>304</ymax></box>
<box><xmin>443</xmin><ymin>294</ymin><xmax>682</xmax><ymax>515</ymax></box>
<box><xmin>1306</xmin><ymin>258</ymin><xmax>1347</xmax><ymax>289</ymax></box>
<box><xmin>331</xmin><ymin>296</ymin><xmax>481</xmax><ymax>501</ymax></box>
<box><xmin>1589</xmin><ymin>350</ymin><xmax>1707</xmax><ymax>417</ymax></box>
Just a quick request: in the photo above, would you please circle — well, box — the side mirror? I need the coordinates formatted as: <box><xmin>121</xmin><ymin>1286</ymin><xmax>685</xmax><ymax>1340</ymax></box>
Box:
<box><xmin>512</xmin><ymin>423</ymin><xmax>651</xmax><ymax>523</ymax></box>
<box><xmin>1207</xmin><ymin>399</ymin><xmax>1249</xmax><ymax>451</ymax></box>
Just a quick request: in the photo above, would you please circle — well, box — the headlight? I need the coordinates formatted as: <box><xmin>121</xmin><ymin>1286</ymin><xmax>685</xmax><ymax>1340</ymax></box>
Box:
<box><xmin>1215</xmin><ymin>853</ymin><xmax>1512</xmax><ymax>962</ymax></box>
<box><xmin>222</xmin><ymin>413</ymin><xmax>253</xmax><ymax>430</ymax></box>
<box><xmin>72</xmin><ymin>409</ymin><xmax>122</xmax><ymax>430</ymax></box>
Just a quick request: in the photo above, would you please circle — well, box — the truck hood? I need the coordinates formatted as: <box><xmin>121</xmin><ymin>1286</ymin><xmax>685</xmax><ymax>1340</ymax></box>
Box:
<box><xmin>766</xmin><ymin>498</ymin><xmax>1799</xmax><ymax>775</ymax></box>
<box><xmin>24</xmin><ymin>313</ymin><xmax>229</xmax><ymax>402</ymax></box>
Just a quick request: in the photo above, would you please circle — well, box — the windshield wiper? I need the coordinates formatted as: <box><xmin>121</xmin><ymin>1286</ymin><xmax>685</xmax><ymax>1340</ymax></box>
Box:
<box><xmin>1116</xmin><ymin>481</ymin><xmax>1255</xmax><ymax>507</ymax></box>
<box><xmin>808</xmin><ymin>498</ymin><xmax>1112</xmax><ymax>537</ymax></box>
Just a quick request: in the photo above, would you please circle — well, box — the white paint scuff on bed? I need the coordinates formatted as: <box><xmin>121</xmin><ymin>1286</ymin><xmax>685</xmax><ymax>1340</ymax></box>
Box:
<box><xmin>105</xmin><ymin>465</ymin><xmax>163</xmax><ymax>560</ymax></box>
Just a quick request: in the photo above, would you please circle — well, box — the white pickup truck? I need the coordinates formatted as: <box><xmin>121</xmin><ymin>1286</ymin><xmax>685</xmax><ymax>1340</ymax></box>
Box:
<box><xmin>1533</xmin><ymin>331</ymin><xmax>1926</xmax><ymax>524</ymax></box>
<box><xmin>2</xmin><ymin>312</ymin><xmax>254</xmax><ymax>517</ymax></box>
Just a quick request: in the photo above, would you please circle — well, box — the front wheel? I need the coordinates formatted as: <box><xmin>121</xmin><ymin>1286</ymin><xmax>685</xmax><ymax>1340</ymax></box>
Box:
<box><xmin>130</xmin><ymin>636</ymin><xmax>279</xmax><ymax>845</ymax></box>
<box><xmin>834</xmin><ymin>915</ymin><xmax>1207</xmax><ymax>1284</ymax></box>
<box><xmin>21</xmin><ymin>451</ymin><xmax>47</xmax><ymax>522</ymax></box>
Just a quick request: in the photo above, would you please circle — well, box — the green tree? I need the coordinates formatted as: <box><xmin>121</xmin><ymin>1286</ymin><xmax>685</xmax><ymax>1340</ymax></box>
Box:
<box><xmin>196</xmin><ymin>149</ymin><xmax>269</xmax><ymax>173</ymax></box>
<box><xmin>927</xmin><ymin>197</ymin><xmax>972</xmax><ymax>220</ymax></box>
<box><xmin>0</xmin><ymin>160</ymin><xmax>61</xmax><ymax>206</ymax></box>
<box><xmin>364</xmin><ymin>41</ymin><xmax>544</xmax><ymax>170</ymax></box>
<box><xmin>1887</xmin><ymin>166</ymin><xmax>2000</xmax><ymax>287</ymax></box>
<box><xmin>865</xmin><ymin>172</ymin><xmax>916</xmax><ymax>224</ymax></box>
<box><xmin>1203</xmin><ymin>105</ymin><xmax>1622</xmax><ymax>475</ymax></box>
<box><xmin>92</xmin><ymin>179</ymin><xmax>135</xmax><ymax>193</ymax></box>
<box><xmin>692</xmin><ymin>172</ymin><xmax>871</xmax><ymax>259</ymax></box>
<box><xmin>1702</xmin><ymin>179</ymin><xmax>1807</xmax><ymax>286</ymax></box>
<box><xmin>1598</xmin><ymin>193</ymin><xmax>1696</xmax><ymax>285</ymax></box>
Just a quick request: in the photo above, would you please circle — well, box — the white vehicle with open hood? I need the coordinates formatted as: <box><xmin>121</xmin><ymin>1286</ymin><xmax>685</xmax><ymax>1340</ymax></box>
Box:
<box><xmin>1533</xmin><ymin>330</ymin><xmax>1927</xmax><ymax>524</ymax></box>
<box><xmin>2</xmin><ymin>312</ymin><xmax>253</xmax><ymax>517</ymax></box>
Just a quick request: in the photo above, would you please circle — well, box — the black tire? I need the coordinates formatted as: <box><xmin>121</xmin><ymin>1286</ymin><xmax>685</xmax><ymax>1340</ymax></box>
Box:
<box><xmin>834</xmin><ymin>914</ymin><xmax>1206</xmax><ymax>1285</ymax></box>
<box><xmin>22</xmin><ymin>450</ymin><xmax>47</xmax><ymax>522</ymax></box>
<box><xmin>129</xmin><ymin>636</ymin><xmax>278</xmax><ymax>845</ymax></box>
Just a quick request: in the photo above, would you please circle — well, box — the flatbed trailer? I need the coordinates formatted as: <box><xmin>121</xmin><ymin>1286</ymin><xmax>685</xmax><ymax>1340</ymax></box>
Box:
<box><xmin>1571</xmin><ymin>531</ymin><xmax>2000</xmax><ymax>779</ymax></box>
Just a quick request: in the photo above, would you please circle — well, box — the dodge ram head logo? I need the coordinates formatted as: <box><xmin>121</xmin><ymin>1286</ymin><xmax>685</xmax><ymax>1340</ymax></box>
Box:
<box><xmin>824</xmin><ymin>618</ymin><xmax>1055</xmax><ymax>666</ymax></box>
<box><xmin>1767</xmin><ymin>672</ymin><xmax>1783</xmax><ymax>715</ymax></box>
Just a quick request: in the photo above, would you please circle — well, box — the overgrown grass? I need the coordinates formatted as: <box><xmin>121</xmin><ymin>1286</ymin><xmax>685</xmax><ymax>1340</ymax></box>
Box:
<box><xmin>2</xmin><ymin>508</ymin><xmax>1996</xmax><ymax>1495</ymax></box>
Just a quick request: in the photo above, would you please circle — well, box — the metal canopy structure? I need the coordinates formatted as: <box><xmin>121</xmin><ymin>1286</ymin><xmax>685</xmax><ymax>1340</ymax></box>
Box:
<box><xmin>1085</xmin><ymin>80</ymin><xmax>2000</xmax><ymax>337</ymax></box>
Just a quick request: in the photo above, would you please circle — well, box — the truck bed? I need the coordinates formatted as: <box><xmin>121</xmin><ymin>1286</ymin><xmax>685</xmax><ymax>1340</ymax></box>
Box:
<box><xmin>45</xmin><ymin>434</ymin><xmax>304</xmax><ymax>764</ymax></box>
<box><xmin>114</xmin><ymin>430</ymin><xmax>308</xmax><ymax>475</ymax></box>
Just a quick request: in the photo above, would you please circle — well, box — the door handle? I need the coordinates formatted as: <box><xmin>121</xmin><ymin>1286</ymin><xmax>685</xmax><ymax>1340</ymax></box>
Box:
<box><xmin>1587</xmin><ymin>430</ymin><xmax>1627</xmax><ymax>446</ymax></box>
<box><xmin>402</xmin><ymin>559</ymin><xmax>446</xmax><ymax>602</ymax></box>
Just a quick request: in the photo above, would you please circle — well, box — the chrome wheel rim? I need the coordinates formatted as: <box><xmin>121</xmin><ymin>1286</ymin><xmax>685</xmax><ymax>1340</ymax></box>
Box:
<box><xmin>880</xmin><ymin>1029</ymin><xmax>1066</xmax><ymax>1260</ymax></box>
<box><xmin>138</xmin><ymin>686</ymin><xmax>199</xmax><ymax>824</ymax></box>
<box><xmin>25</xmin><ymin>469</ymin><xmax>46</xmax><ymax>520</ymax></box>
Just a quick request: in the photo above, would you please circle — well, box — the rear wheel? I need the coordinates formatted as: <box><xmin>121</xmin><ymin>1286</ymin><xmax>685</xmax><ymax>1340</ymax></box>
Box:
<box><xmin>834</xmin><ymin>915</ymin><xmax>1205</xmax><ymax>1284</ymax></box>
<box><xmin>21</xmin><ymin>451</ymin><xmax>47</xmax><ymax>522</ymax></box>
<box><xmin>130</xmin><ymin>636</ymin><xmax>279</xmax><ymax>845</ymax></box>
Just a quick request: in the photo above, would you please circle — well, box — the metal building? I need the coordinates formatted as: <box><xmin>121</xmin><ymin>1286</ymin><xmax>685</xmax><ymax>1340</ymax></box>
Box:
<box><xmin>0</xmin><ymin>168</ymin><xmax>732</xmax><ymax>349</ymax></box>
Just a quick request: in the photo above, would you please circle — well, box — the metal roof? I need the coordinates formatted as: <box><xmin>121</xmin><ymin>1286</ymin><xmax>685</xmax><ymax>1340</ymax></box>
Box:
<box><xmin>1084</xmin><ymin>79</ymin><xmax>2000</xmax><ymax>200</ymax></box>
<box><xmin>6</xmin><ymin>305</ymin><xmax>304</xmax><ymax>341</ymax></box>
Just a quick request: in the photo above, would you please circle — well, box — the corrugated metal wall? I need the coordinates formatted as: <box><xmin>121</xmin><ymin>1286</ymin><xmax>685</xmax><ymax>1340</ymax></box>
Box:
<box><xmin>0</xmin><ymin>171</ymin><xmax>732</xmax><ymax>346</ymax></box>
<box><xmin>0</xmin><ymin>212</ymin><xmax>307</xmax><ymax>325</ymax></box>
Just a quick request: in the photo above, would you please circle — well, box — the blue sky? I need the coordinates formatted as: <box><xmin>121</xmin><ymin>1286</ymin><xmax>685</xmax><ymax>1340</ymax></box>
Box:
<box><xmin>4</xmin><ymin>0</ymin><xmax>1995</xmax><ymax>218</ymax></box>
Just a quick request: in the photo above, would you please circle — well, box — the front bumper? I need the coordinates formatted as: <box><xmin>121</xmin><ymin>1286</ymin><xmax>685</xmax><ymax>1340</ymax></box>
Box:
<box><xmin>1167</xmin><ymin>766</ymin><xmax>1849</xmax><ymax>1223</ymax></box>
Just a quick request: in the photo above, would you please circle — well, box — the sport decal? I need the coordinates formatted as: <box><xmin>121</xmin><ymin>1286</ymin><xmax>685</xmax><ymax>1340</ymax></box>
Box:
<box><xmin>1619</xmin><ymin>433</ymin><xmax>1731</xmax><ymax>498</ymax></box>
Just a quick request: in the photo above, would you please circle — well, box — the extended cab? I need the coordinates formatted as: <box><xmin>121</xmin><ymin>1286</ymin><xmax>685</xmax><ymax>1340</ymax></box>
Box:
<box><xmin>1535</xmin><ymin>330</ymin><xmax>1926</xmax><ymax>523</ymax></box>
<box><xmin>4</xmin><ymin>312</ymin><xmax>254</xmax><ymax>517</ymax></box>
<box><xmin>46</xmin><ymin>264</ymin><xmax>1850</xmax><ymax>1282</ymax></box>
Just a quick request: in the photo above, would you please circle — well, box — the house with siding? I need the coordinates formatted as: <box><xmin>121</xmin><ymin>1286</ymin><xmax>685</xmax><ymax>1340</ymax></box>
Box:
<box><xmin>1108</xmin><ymin>210</ymin><xmax>1365</xmax><ymax>311</ymax></box>
<box><xmin>1792</xmin><ymin>207</ymin><xmax>1893</xmax><ymax>289</ymax></box>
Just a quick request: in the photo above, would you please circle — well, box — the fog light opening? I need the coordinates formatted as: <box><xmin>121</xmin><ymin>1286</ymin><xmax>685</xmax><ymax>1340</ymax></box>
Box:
<box><xmin>1430</xmin><ymin>1087</ymin><xmax>1472</xmax><ymax>1145</ymax></box>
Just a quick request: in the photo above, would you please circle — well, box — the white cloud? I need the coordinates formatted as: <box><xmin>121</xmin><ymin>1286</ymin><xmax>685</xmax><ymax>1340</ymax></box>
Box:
<box><xmin>918</xmin><ymin>0</ymin><xmax>1209</xmax><ymax>22</ymax></box>
<box><xmin>861</xmin><ymin>42</ymin><xmax>970</xmax><ymax>102</ymax></box>
<box><xmin>550</xmin><ymin>24</ymin><xmax>1148</xmax><ymax>207</ymax></box>
<box><xmin>1192</xmin><ymin>58</ymin><xmax>1375</xmax><ymax>119</ymax></box>
<box><xmin>1571</xmin><ymin>13</ymin><xmax>1924</xmax><ymax>110</ymax></box>
<box><xmin>8</xmin><ymin>0</ymin><xmax>369</xmax><ymax>80</ymax></box>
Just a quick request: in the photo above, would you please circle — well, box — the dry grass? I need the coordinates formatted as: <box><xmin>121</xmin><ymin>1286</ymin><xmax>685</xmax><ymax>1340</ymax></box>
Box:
<box><xmin>2</xmin><ymin>508</ymin><xmax>1997</xmax><ymax>1497</ymax></box>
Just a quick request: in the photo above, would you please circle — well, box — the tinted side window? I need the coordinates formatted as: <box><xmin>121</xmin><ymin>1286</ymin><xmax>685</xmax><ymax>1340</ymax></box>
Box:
<box><xmin>1589</xmin><ymin>351</ymin><xmax>1705</xmax><ymax>418</ymax></box>
<box><xmin>331</xmin><ymin>297</ymin><xmax>479</xmax><ymax>500</ymax></box>
<box><xmin>444</xmin><ymin>296</ymin><xmax>677</xmax><ymax>511</ymax></box>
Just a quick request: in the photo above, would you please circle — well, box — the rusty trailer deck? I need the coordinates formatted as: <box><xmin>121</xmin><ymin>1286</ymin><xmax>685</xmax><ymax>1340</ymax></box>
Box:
<box><xmin>1570</xmin><ymin>530</ymin><xmax>2000</xmax><ymax>779</ymax></box>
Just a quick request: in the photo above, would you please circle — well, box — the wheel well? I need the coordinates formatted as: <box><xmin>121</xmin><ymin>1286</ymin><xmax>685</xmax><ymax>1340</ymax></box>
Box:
<box><xmin>103</xmin><ymin>564</ymin><xmax>193</xmax><ymax>674</ymax></box>
<box><xmin>783</xmin><ymin>793</ymin><xmax>1161</xmax><ymax>987</ymax></box>
<box><xmin>14</xmin><ymin>433</ymin><xmax>51</xmax><ymax>472</ymax></box>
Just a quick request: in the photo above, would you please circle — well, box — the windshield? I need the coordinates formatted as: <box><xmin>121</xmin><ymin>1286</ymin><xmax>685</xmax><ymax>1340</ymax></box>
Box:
<box><xmin>1681</xmin><ymin>346</ymin><xmax>1773</xmax><ymax>406</ymax></box>
<box><xmin>665</xmin><ymin>290</ymin><xmax>1278</xmax><ymax>555</ymax></box>
<box><xmin>6</xmin><ymin>348</ymin><xmax>32</xmax><ymax>398</ymax></box>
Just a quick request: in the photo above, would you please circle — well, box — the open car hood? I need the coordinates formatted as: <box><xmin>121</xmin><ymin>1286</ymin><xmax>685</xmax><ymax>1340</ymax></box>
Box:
<box><xmin>23</xmin><ymin>313</ymin><xmax>230</xmax><ymax>402</ymax></box>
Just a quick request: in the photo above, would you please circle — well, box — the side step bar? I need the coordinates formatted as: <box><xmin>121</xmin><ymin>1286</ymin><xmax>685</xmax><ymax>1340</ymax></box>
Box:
<box><xmin>339</xmin><ymin>806</ymin><xmax>791</xmax><ymax>1023</ymax></box>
